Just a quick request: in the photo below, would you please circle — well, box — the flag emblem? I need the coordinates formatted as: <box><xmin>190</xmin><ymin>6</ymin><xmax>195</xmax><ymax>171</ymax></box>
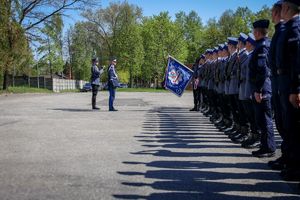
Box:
<box><xmin>165</xmin><ymin>56</ymin><xmax>193</xmax><ymax>97</ymax></box>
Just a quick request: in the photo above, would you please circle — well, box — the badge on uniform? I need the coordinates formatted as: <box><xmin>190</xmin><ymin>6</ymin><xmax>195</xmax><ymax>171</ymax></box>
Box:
<box><xmin>164</xmin><ymin>55</ymin><xmax>193</xmax><ymax>97</ymax></box>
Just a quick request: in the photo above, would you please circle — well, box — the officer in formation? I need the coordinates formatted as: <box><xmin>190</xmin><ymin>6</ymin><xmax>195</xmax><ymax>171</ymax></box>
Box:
<box><xmin>195</xmin><ymin>0</ymin><xmax>300</xmax><ymax>182</ymax></box>
<box><xmin>190</xmin><ymin>57</ymin><xmax>202</xmax><ymax>111</ymax></box>
<box><xmin>271</xmin><ymin>0</ymin><xmax>300</xmax><ymax>181</ymax></box>
<box><xmin>90</xmin><ymin>58</ymin><xmax>104</xmax><ymax>110</ymax></box>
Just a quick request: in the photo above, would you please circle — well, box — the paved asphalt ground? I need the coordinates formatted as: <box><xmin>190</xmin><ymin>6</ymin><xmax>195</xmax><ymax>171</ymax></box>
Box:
<box><xmin>0</xmin><ymin>91</ymin><xmax>300</xmax><ymax>200</ymax></box>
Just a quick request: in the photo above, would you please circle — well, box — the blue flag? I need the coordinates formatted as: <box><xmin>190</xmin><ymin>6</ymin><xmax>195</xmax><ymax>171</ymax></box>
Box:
<box><xmin>164</xmin><ymin>56</ymin><xmax>194</xmax><ymax>97</ymax></box>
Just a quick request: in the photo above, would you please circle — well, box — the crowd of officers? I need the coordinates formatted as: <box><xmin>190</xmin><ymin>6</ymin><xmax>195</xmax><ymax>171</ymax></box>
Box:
<box><xmin>190</xmin><ymin>0</ymin><xmax>300</xmax><ymax>183</ymax></box>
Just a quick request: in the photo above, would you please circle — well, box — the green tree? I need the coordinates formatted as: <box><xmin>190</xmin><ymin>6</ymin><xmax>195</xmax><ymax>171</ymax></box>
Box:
<box><xmin>202</xmin><ymin>18</ymin><xmax>223</xmax><ymax>50</ymax></box>
<box><xmin>255</xmin><ymin>5</ymin><xmax>274</xmax><ymax>36</ymax></box>
<box><xmin>141</xmin><ymin>12</ymin><xmax>188</xmax><ymax>86</ymax></box>
<box><xmin>1</xmin><ymin>0</ymin><xmax>96</xmax><ymax>90</ymax></box>
<box><xmin>0</xmin><ymin>0</ymin><xmax>31</xmax><ymax>90</ymax></box>
<box><xmin>82</xmin><ymin>1</ymin><xmax>145</xmax><ymax>86</ymax></box>
<box><xmin>175</xmin><ymin>11</ymin><xmax>204</xmax><ymax>64</ymax></box>
<box><xmin>68</xmin><ymin>23</ymin><xmax>94</xmax><ymax>81</ymax></box>
<box><xmin>37</xmin><ymin>14</ymin><xmax>64</xmax><ymax>77</ymax></box>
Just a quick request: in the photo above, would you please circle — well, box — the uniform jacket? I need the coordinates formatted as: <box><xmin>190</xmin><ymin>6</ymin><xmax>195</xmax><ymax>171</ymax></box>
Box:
<box><xmin>239</xmin><ymin>51</ymin><xmax>251</xmax><ymax>100</ymax></box>
<box><xmin>108</xmin><ymin>64</ymin><xmax>119</xmax><ymax>88</ymax></box>
<box><xmin>248</xmin><ymin>37</ymin><xmax>272</xmax><ymax>98</ymax></box>
<box><xmin>225</xmin><ymin>52</ymin><xmax>237</xmax><ymax>95</ymax></box>
<box><xmin>270</xmin><ymin>22</ymin><xmax>285</xmax><ymax>93</ymax></box>
<box><xmin>91</xmin><ymin>64</ymin><xmax>104</xmax><ymax>85</ymax></box>
<box><xmin>277</xmin><ymin>16</ymin><xmax>300</xmax><ymax>94</ymax></box>
<box><xmin>244</xmin><ymin>51</ymin><xmax>254</xmax><ymax>100</ymax></box>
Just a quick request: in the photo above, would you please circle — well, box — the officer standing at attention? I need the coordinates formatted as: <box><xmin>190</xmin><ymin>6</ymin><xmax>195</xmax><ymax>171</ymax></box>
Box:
<box><xmin>91</xmin><ymin>58</ymin><xmax>104</xmax><ymax>110</ymax></box>
<box><xmin>268</xmin><ymin>0</ymin><xmax>287</xmax><ymax>170</ymax></box>
<box><xmin>241</xmin><ymin>33</ymin><xmax>262</xmax><ymax>149</ymax></box>
<box><xmin>224</xmin><ymin>37</ymin><xmax>239</xmax><ymax>135</ymax></box>
<box><xmin>277</xmin><ymin>0</ymin><xmax>300</xmax><ymax>181</ymax></box>
<box><xmin>230</xmin><ymin>33</ymin><xmax>250</xmax><ymax>143</ymax></box>
<box><xmin>249</xmin><ymin>19</ymin><xmax>276</xmax><ymax>158</ymax></box>
<box><xmin>108</xmin><ymin>58</ymin><xmax>119</xmax><ymax>112</ymax></box>
<box><xmin>190</xmin><ymin>58</ymin><xmax>201</xmax><ymax>111</ymax></box>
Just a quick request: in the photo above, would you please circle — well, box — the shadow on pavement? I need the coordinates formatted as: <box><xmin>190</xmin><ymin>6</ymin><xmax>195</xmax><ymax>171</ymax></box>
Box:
<box><xmin>113</xmin><ymin>107</ymin><xmax>300</xmax><ymax>200</ymax></box>
<box><xmin>52</xmin><ymin>108</ymin><xmax>93</xmax><ymax>112</ymax></box>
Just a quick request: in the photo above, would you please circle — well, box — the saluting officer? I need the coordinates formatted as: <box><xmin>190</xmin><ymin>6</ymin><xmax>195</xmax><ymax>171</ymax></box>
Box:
<box><xmin>91</xmin><ymin>57</ymin><xmax>104</xmax><ymax>110</ymax></box>
<box><xmin>249</xmin><ymin>19</ymin><xmax>276</xmax><ymax>158</ymax></box>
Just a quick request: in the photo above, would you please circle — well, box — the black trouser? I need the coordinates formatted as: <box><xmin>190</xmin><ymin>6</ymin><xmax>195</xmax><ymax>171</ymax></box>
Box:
<box><xmin>242</xmin><ymin>100</ymin><xmax>258</xmax><ymax>134</ymax></box>
<box><xmin>288</xmin><ymin>108</ymin><xmax>300</xmax><ymax>167</ymax></box>
<box><xmin>202</xmin><ymin>88</ymin><xmax>209</xmax><ymax>107</ymax></box>
<box><xmin>229</xmin><ymin>94</ymin><xmax>239</xmax><ymax>125</ymax></box>
<box><xmin>192</xmin><ymin>88</ymin><xmax>201</xmax><ymax>109</ymax></box>
<box><xmin>253</xmin><ymin>98</ymin><xmax>276</xmax><ymax>152</ymax></box>
<box><xmin>223</xmin><ymin>95</ymin><xmax>232</xmax><ymax>125</ymax></box>
<box><xmin>272</xmin><ymin>91</ymin><xmax>287</xmax><ymax>159</ymax></box>
<box><xmin>237</xmin><ymin>97</ymin><xmax>248</xmax><ymax>127</ymax></box>
<box><xmin>208</xmin><ymin>90</ymin><xmax>217</xmax><ymax>112</ymax></box>
<box><xmin>92</xmin><ymin>84</ymin><xmax>99</xmax><ymax>108</ymax></box>
<box><xmin>278</xmin><ymin>90</ymin><xmax>300</xmax><ymax>167</ymax></box>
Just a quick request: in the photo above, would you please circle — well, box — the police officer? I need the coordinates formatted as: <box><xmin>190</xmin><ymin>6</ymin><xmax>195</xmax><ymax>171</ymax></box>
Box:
<box><xmin>224</xmin><ymin>37</ymin><xmax>239</xmax><ymax>135</ymax></box>
<box><xmin>91</xmin><ymin>57</ymin><xmax>104</xmax><ymax>110</ymax></box>
<box><xmin>277</xmin><ymin>0</ymin><xmax>300</xmax><ymax>181</ymax></box>
<box><xmin>241</xmin><ymin>33</ymin><xmax>262</xmax><ymax>149</ymax></box>
<box><xmin>197</xmin><ymin>55</ymin><xmax>206</xmax><ymax>111</ymax></box>
<box><xmin>231</xmin><ymin>33</ymin><xmax>251</xmax><ymax>143</ymax></box>
<box><xmin>268</xmin><ymin>0</ymin><xmax>287</xmax><ymax>170</ymax></box>
<box><xmin>214</xmin><ymin>45</ymin><xmax>226</xmax><ymax>125</ymax></box>
<box><xmin>249</xmin><ymin>19</ymin><xmax>276</xmax><ymax>158</ymax></box>
<box><xmin>200</xmin><ymin>51</ymin><xmax>211</xmax><ymax>113</ymax></box>
<box><xmin>108</xmin><ymin>58</ymin><xmax>119</xmax><ymax>111</ymax></box>
<box><xmin>217</xmin><ymin>44</ymin><xmax>232</xmax><ymax>131</ymax></box>
<box><xmin>190</xmin><ymin>58</ymin><xmax>201</xmax><ymax>111</ymax></box>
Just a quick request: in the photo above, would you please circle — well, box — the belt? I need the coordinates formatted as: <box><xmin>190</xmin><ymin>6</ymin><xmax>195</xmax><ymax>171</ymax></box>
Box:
<box><xmin>276</xmin><ymin>69</ymin><xmax>289</xmax><ymax>75</ymax></box>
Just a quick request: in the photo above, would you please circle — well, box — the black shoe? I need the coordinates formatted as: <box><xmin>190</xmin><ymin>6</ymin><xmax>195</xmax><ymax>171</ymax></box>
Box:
<box><xmin>242</xmin><ymin>139</ymin><xmax>261</xmax><ymax>149</ymax></box>
<box><xmin>268</xmin><ymin>157</ymin><xmax>286</xmax><ymax>171</ymax></box>
<box><xmin>92</xmin><ymin>107</ymin><xmax>100</xmax><ymax>110</ymax></box>
<box><xmin>280</xmin><ymin>168</ymin><xmax>300</xmax><ymax>181</ymax></box>
<box><xmin>229</xmin><ymin>132</ymin><xmax>242</xmax><ymax>139</ymax></box>
<box><xmin>190</xmin><ymin>107</ymin><xmax>197</xmax><ymax>111</ymax></box>
<box><xmin>232</xmin><ymin>135</ymin><xmax>248</xmax><ymax>144</ymax></box>
<box><xmin>252</xmin><ymin>149</ymin><xmax>275</xmax><ymax>158</ymax></box>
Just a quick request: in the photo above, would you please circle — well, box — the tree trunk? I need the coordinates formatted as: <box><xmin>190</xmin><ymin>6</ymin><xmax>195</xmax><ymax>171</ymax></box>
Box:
<box><xmin>3</xmin><ymin>70</ymin><xmax>8</xmax><ymax>90</ymax></box>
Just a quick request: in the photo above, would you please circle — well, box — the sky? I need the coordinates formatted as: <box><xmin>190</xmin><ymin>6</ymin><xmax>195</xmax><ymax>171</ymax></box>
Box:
<box><xmin>64</xmin><ymin>0</ymin><xmax>275</xmax><ymax>30</ymax></box>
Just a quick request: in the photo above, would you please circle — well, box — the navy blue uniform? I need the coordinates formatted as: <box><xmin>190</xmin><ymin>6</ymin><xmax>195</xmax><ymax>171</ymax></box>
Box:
<box><xmin>270</xmin><ymin>22</ymin><xmax>287</xmax><ymax>159</ymax></box>
<box><xmin>191</xmin><ymin>63</ymin><xmax>201</xmax><ymax>111</ymax></box>
<box><xmin>276</xmin><ymin>16</ymin><xmax>300</xmax><ymax>168</ymax></box>
<box><xmin>249</xmin><ymin>37</ymin><xmax>276</xmax><ymax>152</ymax></box>
<box><xmin>108</xmin><ymin>64</ymin><xmax>119</xmax><ymax>111</ymax></box>
<box><xmin>91</xmin><ymin>64</ymin><xmax>104</xmax><ymax>109</ymax></box>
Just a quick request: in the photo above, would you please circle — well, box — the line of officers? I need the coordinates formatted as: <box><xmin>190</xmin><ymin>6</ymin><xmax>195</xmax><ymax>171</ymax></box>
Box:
<box><xmin>191</xmin><ymin>0</ymin><xmax>300</xmax><ymax>182</ymax></box>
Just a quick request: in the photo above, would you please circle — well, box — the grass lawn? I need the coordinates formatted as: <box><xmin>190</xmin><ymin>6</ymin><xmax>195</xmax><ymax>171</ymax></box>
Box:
<box><xmin>0</xmin><ymin>86</ymin><xmax>52</xmax><ymax>94</ymax></box>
